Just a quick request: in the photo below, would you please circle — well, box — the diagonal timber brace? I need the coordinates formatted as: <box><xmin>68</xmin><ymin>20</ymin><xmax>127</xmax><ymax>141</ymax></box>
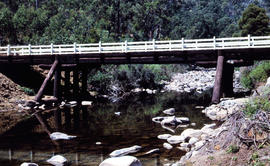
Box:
<box><xmin>34</xmin><ymin>59</ymin><xmax>59</xmax><ymax>102</ymax></box>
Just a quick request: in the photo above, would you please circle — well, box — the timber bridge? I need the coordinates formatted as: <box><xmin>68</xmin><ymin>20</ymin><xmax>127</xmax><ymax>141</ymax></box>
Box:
<box><xmin>1</xmin><ymin>35</ymin><xmax>270</xmax><ymax>103</ymax></box>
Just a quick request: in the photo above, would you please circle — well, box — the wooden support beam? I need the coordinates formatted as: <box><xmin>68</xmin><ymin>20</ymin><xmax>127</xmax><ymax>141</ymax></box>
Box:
<box><xmin>222</xmin><ymin>64</ymin><xmax>234</xmax><ymax>97</ymax></box>
<box><xmin>35</xmin><ymin>59</ymin><xmax>59</xmax><ymax>102</ymax></box>
<box><xmin>81</xmin><ymin>68</ymin><xmax>88</xmax><ymax>98</ymax></box>
<box><xmin>64</xmin><ymin>70</ymin><xmax>71</xmax><ymax>98</ymax></box>
<box><xmin>73</xmin><ymin>68</ymin><xmax>79</xmax><ymax>98</ymax></box>
<box><xmin>53</xmin><ymin>61</ymin><xmax>61</xmax><ymax>100</ymax></box>
<box><xmin>211</xmin><ymin>51</ymin><xmax>225</xmax><ymax>104</ymax></box>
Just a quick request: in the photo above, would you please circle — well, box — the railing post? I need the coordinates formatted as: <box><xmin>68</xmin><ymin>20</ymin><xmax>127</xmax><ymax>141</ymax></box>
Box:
<box><xmin>195</xmin><ymin>40</ymin><xmax>198</xmax><ymax>49</ymax></box>
<box><xmin>222</xmin><ymin>39</ymin><xmax>224</xmax><ymax>48</ymax></box>
<box><xmin>28</xmin><ymin>44</ymin><xmax>31</xmax><ymax>55</ymax></box>
<box><xmin>51</xmin><ymin>44</ymin><xmax>53</xmax><ymax>55</ymax></box>
<box><xmin>125</xmin><ymin>40</ymin><xmax>128</xmax><ymax>53</ymax></box>
<box><xmin>153</xmin><ymin>39</ymin><xmax>155</xmax><ymax>51</ymax></box>
<box><xmin>145</xmin><ymin>42</ymin><xmax>147</xmax><ymax>52</ymax></box>
<box><xmin>248</xmin><ymin>34</ymin><xmax>251</xmax><ymax>48</ymax></box>
<box><xmin>99</xmin><ymin>41</ymin><xmax>102</xmax><ymax>53</ymax></box>
<box><xmin>213</xmin><ymin>36</ymin><xmax>216</xmax><ymax>49</ymax></box>
<box><xmin>169</xmin><ymin>41</ymin><xmax>172</xmax><ymax>51</ymax></box>
<box><xmin>74</xmin><ymin>42</ymin><xmax>77</xmax><ymax>53</ymax></box>
<box><xmin>182</xmin><ymin>38</ymin><xmax>184</xmax><ymax>50</ymax></box>
<box><xmin>7</xmin><ymin>45</ymin><xmax>10</xmax><ymax>56</ymax></box>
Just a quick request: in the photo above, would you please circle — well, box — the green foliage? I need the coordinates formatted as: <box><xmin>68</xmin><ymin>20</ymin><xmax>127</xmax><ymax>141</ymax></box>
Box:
<box><xmin>244</xmin><ymin>96</ymin><xmax>270</xmax><ymax>117</ymax></box>
<box><xmin>88</xmin><ymin>64</ymin><xmax>186</xmax><ymax>94</ymax></box>
<box><xmin>239</xmin><ymin>4</ymin><xmax>270</xmax><ymax>36</ymax></box>
<box><xmin>2</xmin><ymin>0</ymin><xmax>270</xmax><ymax>45</ymax></box>
<box><xmin>241</xmin><ymin>61</ymin><xmax>270</xmax><ymax>89</ymax></box>
<box><xmin>226</xmin><ymin>145</ymin><xmax>240</xmax><ymax>153</ymax></box>
<box><xmin>20</xmin><ymin>86</ymin><xmax>35</xmax><ymax>95</ymax></box>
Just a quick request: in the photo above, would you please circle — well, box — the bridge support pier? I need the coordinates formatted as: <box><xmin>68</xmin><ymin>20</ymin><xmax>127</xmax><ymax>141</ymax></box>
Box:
<box><xmin>73</xmin><ymin>67</ymin><xmax>79</xmax><ymax>98</ymax></box>
<box><xmin>212</xmin><ymin>51</ymin><xmax>225</xmax><ymax>104</ymax></box>
<box><xmin>53</xmin><ymin>61</ymin><xmax>61</xmax><ymax>101</ymax></box>
<box><xmin>64</xmin><ymin>70</ymin><xmax>71</xmax><ymax>99</ymax></box>
<box><xmin>212</xmin><ymin>51</ymin><xmax>235</xmax><ymax>103</ymax></box>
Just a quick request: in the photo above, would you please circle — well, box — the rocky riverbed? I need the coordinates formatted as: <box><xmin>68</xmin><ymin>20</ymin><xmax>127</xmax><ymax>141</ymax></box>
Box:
<box><xmin>164</xmin><ymin>67</ymin><xmax>248</xmax><ymax>95</ymax></box>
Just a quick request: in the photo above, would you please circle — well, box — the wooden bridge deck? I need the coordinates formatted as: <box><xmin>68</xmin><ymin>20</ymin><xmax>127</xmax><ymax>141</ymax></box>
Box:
<box><xmin>1</xmin><ymin>35</ymin><xmax>270</xmax><ymax>65</ymax></box>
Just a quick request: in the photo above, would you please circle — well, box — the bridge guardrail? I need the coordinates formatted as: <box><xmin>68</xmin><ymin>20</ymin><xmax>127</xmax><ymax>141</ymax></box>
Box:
<box><xmin>1</xmin><ymin>35</ymin><xmax>270</xmax><ymax>56</ymax></box>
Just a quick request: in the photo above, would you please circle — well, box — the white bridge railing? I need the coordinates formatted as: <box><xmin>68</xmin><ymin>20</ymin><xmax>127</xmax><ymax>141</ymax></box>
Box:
<box><xmin>1</xmin><ymin>35</ymin><xmax>270</xmax><ymax>56</ymax></box>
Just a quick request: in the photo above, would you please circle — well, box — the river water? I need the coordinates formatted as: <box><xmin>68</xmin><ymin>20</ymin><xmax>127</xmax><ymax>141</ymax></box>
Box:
<box><xmin>0</xmin><ymin>92</ymin><xmax>212</xmax><ymax>165</ymax></box>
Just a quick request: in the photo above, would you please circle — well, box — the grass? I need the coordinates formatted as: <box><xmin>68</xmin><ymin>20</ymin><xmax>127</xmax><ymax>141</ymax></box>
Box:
<box><xmin>244</xmin><ymin>97</ymin><xmax>270</xmax><ymax>117</ymax></box>
<box><xmin>19</xmin><ymin>86</ymin><xmax>35</xmax><ymax>95</ymax></box>
<box><xmin>227</xmin><ymin>145</ymin><xmax>240</xmax><ymax>153</ymax></box>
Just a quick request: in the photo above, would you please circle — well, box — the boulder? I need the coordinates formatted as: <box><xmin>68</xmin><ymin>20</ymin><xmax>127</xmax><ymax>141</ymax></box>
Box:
<box><xmin>167</xmin><ymin>135</ymin><xmax>185</xmax><ymax>144</ymax></box>
<box><xmin>47</xmin><ymin>155</ymin><xmax>67</xmax><ymax>166</ymax></box>
<box><xmin>157</xmin><ymin>134</ymin><xmax>172</xmax><ymax>140</ymax></box>
<box><xmin>99</xmin><ymin>156</ymin><xmax>142</xmax><ymax>166</ymax></box>
<box><xmin>188</xmin><ymin>137</ymin><xmax>199</xmax><ymax>145</ymax></box>
<box><xmin>177</xmin><ymin>146</ymin><xmax>190</xmax><ymax>152</ymax></box>
<box><xmin>49</xmin><ymin>132</ymin><xmax>77</xmax><ymax>141</ymax></box>
<box><xmin>20</xmin><ymin>163</ymin><xmax>38</xmax><ymax>166</ymax></box>
<box><xmin>81</xmin><ymin>101</ymin><xmax>93</xmax><ymax>106</ymax></box>
<box><xmin>194</xmin><ymin>141</ymin><xmax>205</xmax><ymax>151</ymax></box>
<box><xmin>163</xmin><ymin>108</ymin><xmax>175</xmax><ymax>115</ymax></box>
<box><xmin>163</xmin><ymin>143</ymin><xmax>173</xmax><ymax>150</ymax></box>
<box><xmin>110</xmin><ymin>145</ymin><xmax>141</xmax><ymax>157</ymax></box>
<box><xmin>180</xmin><ymin>129</ymin><xmax>202</xmax><ymax>140</ymax></box>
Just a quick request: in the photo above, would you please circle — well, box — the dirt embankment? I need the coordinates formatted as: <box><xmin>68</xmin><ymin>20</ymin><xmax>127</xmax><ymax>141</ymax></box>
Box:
<box><xmin>0</xmin><ymin>73</ymin><xmax>30</xmax><ymax>134</ymax></box>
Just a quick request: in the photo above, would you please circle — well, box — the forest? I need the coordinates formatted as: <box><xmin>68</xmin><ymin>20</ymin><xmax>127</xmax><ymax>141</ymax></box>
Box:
<box><xmin>1</xmin><ymin>0</ymin><xmax>270</xmax><ymax>97</ymax></box>
<box><xmin>1</xmin><ymin>0</ymin><xmax>270</xmax><ymax>46</ymax></box>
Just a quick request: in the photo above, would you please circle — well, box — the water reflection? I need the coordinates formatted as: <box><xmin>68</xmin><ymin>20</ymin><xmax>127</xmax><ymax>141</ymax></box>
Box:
<box><xmin>0</xmin><ymin>92</ymin><xmax>212</xmax><ymax>166</ymax></box>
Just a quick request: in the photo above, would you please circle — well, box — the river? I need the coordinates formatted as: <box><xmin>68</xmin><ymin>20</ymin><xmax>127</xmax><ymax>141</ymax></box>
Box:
<box><xmin>0</xmin><ymin>92</ymin><xmax>212</xmax><ymax>165</ymax></box>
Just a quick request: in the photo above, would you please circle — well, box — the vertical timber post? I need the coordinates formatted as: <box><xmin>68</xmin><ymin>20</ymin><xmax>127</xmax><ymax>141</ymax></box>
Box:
<box><xmin>211</xmin><ymin>50</ymin><xmax>225</xmax><ymax>104</ymax></box>
<box><xmin>73</xmin><ymin>67</ymin><xmax>79</xmax><ymax>99</ymax></box>
<box><xmin>65</xmin><ymin>70</ymin><xmax>71</xmax><ymax>99</ymax></box>
<box><xmin>53</xmin><ymin>56</ymin><xmax>61</xmax><ymax>101</ymax></box>
<box><xmin>81</xmin><ymin>67</ymin><xmax>88</xmax><ymax>99</ymax></box>
<box><xmin>222</xmin><ymin>64</ymin><xmax>234</xmax><ymax>97</ymax></box>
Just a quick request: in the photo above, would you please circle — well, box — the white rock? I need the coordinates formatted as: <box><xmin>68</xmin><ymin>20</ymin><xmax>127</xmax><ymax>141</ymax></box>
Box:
<box><xmin>20</xmin><ymin>163</ymin><xmax>38</xmax><ymax>166</ymax></box>
<box><xmin>188</xmin><ymin>137</ymin><xmax>199</xmax><ymax>145</ymax></box>
<box><xmin>180</xmin><ymin>129</ymin><xmax>202</xmax><ymax>139</ymax></box>
<box><xmin>194</xmin><ymin>141</ymin><xmax>205</xmax><ymax>151</ymax></box>
<box><xmin>81</xmin><ymin>101</ymin><xmax>93</xmax><ymax>106</ymax></box>
<box><xmin>167</xmin><ymin>136</ymin><xmax>185</xmax><ymax>144</ymax></box>
<box><xmin>114</xmin><ymin>112</ymin><xmax>121</xmax><ymax>116</ymax></box>
<box><xmin>38</xmin><ymin>104</ymin><xmax>46</xmax><ymax>110</ymax></box>
<box><xmin>177</xmin><ymin>146</ymin><xmax>190</xmax><ymax>152</ymax></box>
<box><xmin>163</xmin><ymin>108</ymin><xmax>175</xmax><ymax>115</ymax></box>
<box><xmin>68</xmin><ymin>101</ymin><xmax>77</xmax><ymax>105</ymax></box>
<box><xmin>176</xmin><ymin>117</ymin><xmax>190</xmax><ymax>123</ymax></box>
<box><xmin>96</xmin><ymin>142</ymin><xmax>102</xmax><ymax>145</ymax></box>
<box><xmin>110</xmin><ymin>145</ymin><xmax>141</xmax><ymax>157</ymax></box>
<box><xmin>157</xmin><ymin>134</ymin><xmax>172</xmax><ymax>140</ymax></box>
<box><xmin>180</xmin><ymin>142</ymin><xmax>190</xmax><ymax>148</ymax></box>
<box><xmin>47</xmin><ymin>155</ymin><xmax>67</xmax><ymax>166</ymax></box>
<box><xmin>163</xmin><ymin>143</ymin><xmax>173</xmax><ymax>150</ymax></box>
<box><xmin>50</xmin><ymin>132</ymin><xmax>77</xmax><ymax>140</ymax></box>
<box><xmin>99</xmin><ymin>156</ymin><xmax>142</xmax><ymax>166</ymax></box>
<box><xmin>144</xmin><ymin>148</ymin><xmax>160</xmax><ymax>155</ymax></box>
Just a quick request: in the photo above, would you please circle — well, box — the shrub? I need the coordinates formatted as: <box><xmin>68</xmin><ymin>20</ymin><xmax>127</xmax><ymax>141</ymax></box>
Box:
<box><xmin>244</xmin><ymin>97</ymin><xmax>270</xmax><ymax>117</ymax></box>
<box><xmin>226</xmin><ymin>145</ymin><xmax>239</xmax><ymax>153</ymax></box>
<box><xmin>20</xmin><ymin>86</ymin><xmax>35</xmax><ymax>95</ymax></box>
<box><xmin>241</xmin><ymin>61</ymin><xmax>270</xmax><ymax>89</ymax></box>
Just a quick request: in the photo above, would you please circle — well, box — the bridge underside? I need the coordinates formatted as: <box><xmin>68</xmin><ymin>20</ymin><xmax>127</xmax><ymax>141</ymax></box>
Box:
<box><xmin>0</xmin><ymin>47</ymin><xmax>268</xmax><ymax>104</ymax></box>
<box><xmin>0</xmin><ymin>48</ymin><xmax>269</xmax><ymax>65</ymax></box>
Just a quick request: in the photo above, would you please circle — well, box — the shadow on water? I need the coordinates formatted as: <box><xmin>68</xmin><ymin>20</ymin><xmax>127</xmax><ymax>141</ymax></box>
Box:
<box><xmin>0</xmin><ymin>92</ymin><xmax>212</xmax><ymax>165</ymax></box>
